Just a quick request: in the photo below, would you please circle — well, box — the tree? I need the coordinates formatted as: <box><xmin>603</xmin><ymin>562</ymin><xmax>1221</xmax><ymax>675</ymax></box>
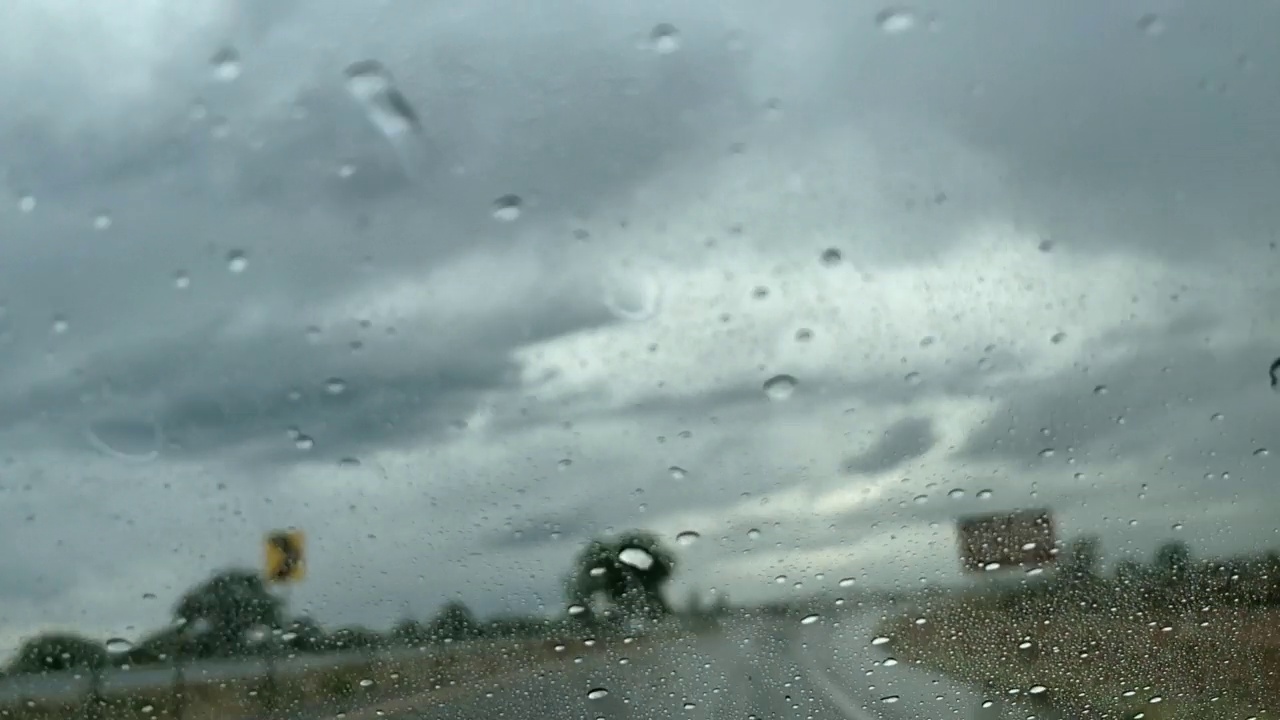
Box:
<box><xmin>8</xmin><ymin>633</ymin><xmax>107</xmax><ymax>674</ymax></box>
<box><xmin>568</xmin><ymin>531</ymin><xmax>676</xmax><ymax>619</ymax></box>
<box><xmin>428</xmin><ymin>601</ymin><xmax>481</xmax><ymax>643</ymax></box>
<box><xmin>392</xmin><ymin>618</ymin><xmax>430</xmax><ymax>647</ymax></box>
<box><xmin>1154</xmin><ymin>540</ymin><xmax>1192</xmax><ymax>589</ymax></box>
<box><xmin>173</xmin><ymin>569</ymin><xmax>284</xmax><ymax>659</ymax></box>
<box><xmin>1060</xmin><ymin>535</ymin><xmax>1102</xmax><ymax>585</ymax></box>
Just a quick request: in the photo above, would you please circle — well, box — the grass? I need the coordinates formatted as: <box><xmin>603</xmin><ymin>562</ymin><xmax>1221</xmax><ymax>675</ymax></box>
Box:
<box><xmin>878</xmin><ymin>592</ymin><xmax>1280</xmax><ymax>719</ymax></box>
<box><xmin>0</xmin><ymin>636</ymin><xmax>609</xmax><ymax>720</ymax></box>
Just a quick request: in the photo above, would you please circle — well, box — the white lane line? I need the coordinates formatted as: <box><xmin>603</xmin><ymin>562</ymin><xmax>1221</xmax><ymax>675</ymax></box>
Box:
<box><xmin>789</xmin><ymin>644</ymin><xmax>881</xmax><ymax>720</ymax></box>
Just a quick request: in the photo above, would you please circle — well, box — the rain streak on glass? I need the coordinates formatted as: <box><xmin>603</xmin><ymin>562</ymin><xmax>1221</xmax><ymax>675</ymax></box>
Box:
<box><xmin>343</xmin><ymin>59</ymin><xmax>426</xmax><ymax>179</ymax></box>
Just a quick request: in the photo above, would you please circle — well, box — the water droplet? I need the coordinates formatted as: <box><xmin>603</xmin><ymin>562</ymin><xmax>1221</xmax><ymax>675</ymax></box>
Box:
<box><xmin>1171</xmin><ymin>522</ymin><xmax>1184</xmax><ymax>531</ymax></box>
<box><xmin>86</xmin><ymin>417</ymin><xmax>162</xmax><ymax>463</ymax></box>
<box><xmin>1038</xmin><ymin>238</ymin><xmax>1055</xmax><ymax>252</ymax></box>
<box><xmin>602</xmin><ymin>268</ymin><xmax>662</xmax><ymax>321</ymax></box>
<box><xmin>650</xmin><ymin>23</ymin><xmax>680</xmax><ymax>54</ymax></box>
<box><xmin>344</xmin><ymin>60</ymin><xmax>425</xmax><ymax>178</ymax></box>
<box><xmin>51</xmin><ymin>316</ymin><xmax>69</xmax><ymax>334</ymax></box>
<box><xmin>1050</xmin><ymin>331</ymin><xmax>1067</xmax><ymax>344</ymax></box>
<box><xmin>618</xmin><ymin>547</ymin><xmax>654</xmax><ymax>570</ymax></box>
<box><xmin>763</xmin><ymin>374</ymin><xmax>798</xmax><ymax>401</ymax></box>
<box><xmin>676</xmin><ymin>530</ymin><xmax>700</xmax><ymax>546</ymax></box>
<box><xmin>142</xmin><ymin>592</ymin><xmax>157</xmax><ymax>600</ymax></box>
<box><xmin>1038</xmin><ymin>448</ymin><xmax>1056</xmax><ymax>458</ymax></box>
<box><xmin>587</xmin><ymin>688</ymin><xmax>609</xmax><ymax>700</ymax></box>
<box><xmin>976</xmin><ymin>489</ymin><xmax>993</xmax><ymax>499</ymax></box>
<box><xmin>669</xmin><ymin>466</ymin><xmax>688</xmax><ymax>480</ymax></box>
<box><xmin>904</xmin><ymin>371</ymin><xmax>922</xmax><ymax>385</ymax></box>
<box><xmin>492</xmin><ymin>194</ymin><xmax>523</xmax><ymax>221</ymax></box>
<box><xmin>880</xmin><ymin>695</ymin><xmax>901</xmax><ymax>704</ymax></box>
<box><xmin>838</xmin><ymin>577</ymin><xmax>855</xmax><ymax>588</ymax></box>
<box><xmin>800</xmin><ymin>614</ymin><xmax>820</xmax><ymax>625</ymax></box>
<box><xmin>1093</xmin><ymin>385</ymin><xmax>1109</xmax><ymax>395</ymax></box>
<box><xmin>359</xmin><ymin>679</ymin><xmax>373</xmax><ymax>688</ymax></box>
<box><xmin>774</xmin><ymin>575</ymin><xmax>788</xmax><ymax>584</ymax></box>
<box><xmin>294</xmin><ymin>435</ymin><xmax>315</xmax><ymax>451</ymax></box>
<box><xmin>912</xmin><ymin>494</ymin><xmax>928</xmax><ymax>504</ymax></box>
<box><xmin>1210</xmin><ymin>412</ymin><xmax>1224</xmax><ymax>422</ymax></box>
<box><xmin>746</xmin><ymin>528</ymin><xmax>761</xmax><ymax>540</ymax></box>
<box><xmin>1255</xmin><ymin>448</ymin><xmax>1269</xmax><ymax>457</ymax></box>
<box><xmin>227</xmin><ymin>251</ymin><xmax>248</xmax><ymax>273</ymax></box>
<box><xmin>338</xmin><ymin>163</ymin><xmax>357</xmax><ymax>179</ymax></box>
<box><xmin>871</xmin><ymin>636</ymin><xmax>890</xmax><ymax>646</ymax></box>
<box><xmin>567</xmin><ymin>604</ymin><xmax>587</xmax><ymax>616</ymax></box>
<box><xmin>324</xmin><ymin>378</ymin><xmax>348</xmax><ymax>395</ymax></box>
<box><xmin>875</xmin><ymin>8</ymin><xmax>917</xmax><ymax>34</ymax></box>
<box><xmin>1030</xmin><ymin>685</ymin><xmax>1047</xmax><ymax>695</ymax></box>
<box><xmin>173</xmin><ymin>271</ymin><xmax>191</xmax><ymax>289</ymax></box>
<box><xmin>210</xmin><ymin>47</ymin><xmax>242</xmax><ymax>82</ymax></box>
<box><xmin>105</xmin><ymin>638</ymin><xmax>133</xmax><ymax>653</ymax></box>
<box><xmin>752</xmin><ymin>286</ymin><xmax>770</xmax><ymax>300</ymax></box>
<box><xmin>947</xmin><ymin>488</ymin><xmax>965</xmax><ymax>499</ymax></box>
<box><xmin>1137</xmin><ymin>13</ymin><xmax>1165</xmax><ymax>36</ymax></box>
<box><xmin>338</xmin><ymin>457</ymin><xmax>361</xmax><ymax>468</ymax></box>
<box><xmin>883</xmin><ymin>658</ymin><xmax>899</xmax><ymax>666</ymax></box>
<box><xmin>682</xmin><ymin>702</ymin><xmax>697</xmax><ymax>710</ymax></box>
<box><xmin>17</xmin><ymin>195</ymin><xmax>36</xmax><ymax>213</ymax></box>
<box><xmin>92</xmin><ymin>212</ymin><xmax>113</xmax><ymax>230</ymax></box>
<box><xmin>558</xmin><ymin>458</ymin><xmax>573</xmax><ymax>469</ymax></box>
<box><xmin>820</xmin><ymin>247</ymin><xmax>843</xmax><ymax>266</ymax></box>
<box><xmin>794</xmin><ymin>328</ymin><xmax>813</xmax><ymax>342</ymax></box>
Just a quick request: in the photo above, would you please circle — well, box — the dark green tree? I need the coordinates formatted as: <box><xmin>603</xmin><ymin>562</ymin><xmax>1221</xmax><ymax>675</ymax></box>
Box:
<box><xmin>1154</xmin><ymin>540</ymin><xmax>1191</xmax><ymax>588</ymax></box>
<box><xmin>429</xmin><ymin>601</ymin><xmax>481</xmax><ymax>642</ymax></box>
<box><xmin>569</xmin><ymin>531</ymin><xmax>676</xmax><ymax>618</ymax></box>
<box><xmin>173</xmin><ymin>569</ymin><xmax>284</xmax><ymax>658</ymax></box>
<box><xmin>8</xmin><ymin>633</ymin><xmax>107</xmax><ymax>674</ymax></box>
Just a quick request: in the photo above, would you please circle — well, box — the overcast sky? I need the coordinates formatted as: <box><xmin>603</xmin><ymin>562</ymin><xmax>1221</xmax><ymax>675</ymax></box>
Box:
<box><xmin>0</xmin><ymin>0</ymin><xmax>1278</xmax><ymax>655</ymax></box>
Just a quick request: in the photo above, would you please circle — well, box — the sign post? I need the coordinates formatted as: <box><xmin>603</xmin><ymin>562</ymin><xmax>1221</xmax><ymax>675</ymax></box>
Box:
<box><xmin>262</xmin><ymin>529</ymin><xmax>305</xmax><ymax>718</ymax></box>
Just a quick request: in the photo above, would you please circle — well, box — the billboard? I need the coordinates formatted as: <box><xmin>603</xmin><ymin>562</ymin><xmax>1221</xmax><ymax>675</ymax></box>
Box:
<box><xmin>956</xmin><ymin>508</ymin><xmax>1056</xmax><ymax>573</ymax></box>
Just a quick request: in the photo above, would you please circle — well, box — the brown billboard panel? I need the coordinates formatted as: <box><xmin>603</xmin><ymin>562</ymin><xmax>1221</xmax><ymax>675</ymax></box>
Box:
<box><xmin>956</xmin><ymin>508</ymin><xmax>1056</xmax><ymax>573</ymax></box>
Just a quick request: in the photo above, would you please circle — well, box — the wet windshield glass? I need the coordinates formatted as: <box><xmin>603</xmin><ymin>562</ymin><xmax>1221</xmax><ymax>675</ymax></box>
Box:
<box><xmin>2</xmin><ymin>2</ymin><xmax>1278</xmax><ymax>719</ymax></box>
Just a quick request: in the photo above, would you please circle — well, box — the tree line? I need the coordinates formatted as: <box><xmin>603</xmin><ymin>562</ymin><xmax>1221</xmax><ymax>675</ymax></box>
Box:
<box><xmin>1000</xmin><ymin>535</ymin><xmax>1280</xmax><ymax>612</ymax></box>
<box><xmin>3</xmin><ymin>529</ymin><xmax>734</xmax><ymax>677</ymax></box>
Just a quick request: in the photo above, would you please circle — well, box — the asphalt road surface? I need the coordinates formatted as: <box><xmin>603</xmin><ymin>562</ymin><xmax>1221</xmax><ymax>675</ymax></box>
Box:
<box><xmin>387</xmin><ymin>610</ymin><xmax>1057</xmax><ymax>720</ymax></box>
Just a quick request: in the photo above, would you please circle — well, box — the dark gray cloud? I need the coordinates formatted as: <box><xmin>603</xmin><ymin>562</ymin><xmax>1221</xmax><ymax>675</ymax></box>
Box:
<box><xmin>0</xmin><ymin>0</ymin><xmax>1277</xmax><ymax>655</ymax></box>
<box><xmin>843</xmin><ymin>418</ymin><xmax>937</xmax><ymax>475</ymax></box>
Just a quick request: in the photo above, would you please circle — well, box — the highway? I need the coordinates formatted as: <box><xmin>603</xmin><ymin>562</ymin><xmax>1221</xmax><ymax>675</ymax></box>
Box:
<box><xmin>378</xmin><ymin>610</ymin><xmax>1052</xmax><ymax>720</ymax></box>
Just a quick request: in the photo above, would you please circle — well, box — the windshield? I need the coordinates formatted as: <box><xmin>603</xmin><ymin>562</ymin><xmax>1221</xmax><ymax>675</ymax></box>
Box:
<box><xmin>3</xmin><ymin>2</ymin><xmax>1278</xmax><ymax>720</ymax></box>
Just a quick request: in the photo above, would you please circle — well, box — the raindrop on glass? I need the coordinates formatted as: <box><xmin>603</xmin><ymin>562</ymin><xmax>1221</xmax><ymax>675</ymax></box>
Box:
<box><xmin>800</xmin><ymin>614</ymin><xmax>820</xmax><ymax>625</ymax></box>
<box><xmin>676</xmin><ymin>530</ymin><xmax>700</xmax><ymax>546</ymax></box>
<box><xmin>1038</xmin><ymin>448</ymin><xmax>1056</xmax><ymax>458</ymax></box>
<box><xmin>763</xmin><ymin>374</ymin><xmax>798</xmax><ymax>401</ymax></box>
<box><xmin>976</xmin><ymin>489</ymin><xmax>993</xmax><ymax>499</ymax></box>
<box><xmin>294</xmin><ymin>435</ymin><xmax>315</xmax><ymax>451</ymax></box>
<box><xmin>618</xmin><ymin>547</ymin><xmax>654</xmax><ymax>570</ymax></box>
<box><xmin>794</xmin><ymin>328</ymin><xmax>813</xmax><ymax>342</ymax></box>
<box><xmin>871</xmin><ymin>636</ymin><xmax>890</xmax><ymax>646</ymax></box>
<box><xmin>669</xmin><ymin>466</ymin><xmax>688</xmax><ymax>480</ymax></box>
<box><xmin>746</xmin><ymin>528</ymin><xmax>761</xmax><ymax>540</ymax></box>
<box><xmin>324</xmin><ymin>378</ymin><xmax>348</xmax><ymax>395</ymax></box>
<box><xmin>173</xmin><ymin>271</ymin><xmax>191</xmax><ymax>289</ymax></box>
<box><xmin>210</xmin><ymin>47</ymin><xmax>242</xmax><ymax>82</ymax></box>
<box><xmin>875</xmin><ymin>8</ymin><xmax>917</xmax><ymax>34</ymax></box>
<box><xmin>92</xmin><ymin>212</ymin><xmax>113</xmax><ymax>230</ymax></box>
<box><xmin>820</xmin><ymin>247</ymin><xmax>843</xmax><ymax>266</ymax></box>
<box><xmin>105</xmin><ymin>638</ymin><xmax>133</xmax><ymax>653</ymax></box>
<box><xmin>1137</xmin><ymin>13</ymin><xmax>1165</xmax><ymax>36</ymax></box>
<box><xmin>492</xmin><ymin>194</ymin><xmax>523</xmax><ymax>222</ymax></box>
<box><xmin>904</xmin><ymin>371</ymin><xmax>922</xmax><ymax>385</ymax></box>
<box><xmin>650</xmin><ymin>23</ymin><xmax>680</xmax><ymax>54</ymax></box>
<box><xmin>1050</xmin><ymin>331</ymin><xmax>1067</xmax><ymax>344</ymax></box>
<box><xmin>227</xmin><ymin>250</ymin><xmax>249</xmax><ymax>273</ymax></box>
<box><xmin>17</xmin><ymin>195</ymin><xmax>36</xmax><ymax>213</ymax></box>
<box><xmin>587</xmin><ymin>688</ymin><xmax>609</xmax><ymax>700</ymax></box>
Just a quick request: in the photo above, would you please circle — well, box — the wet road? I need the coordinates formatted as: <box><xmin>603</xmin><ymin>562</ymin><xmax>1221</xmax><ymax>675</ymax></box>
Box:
<box><xmin>392</xmin><ymin>610</ymin><xmax>1045</xmax><ymax>720</ymax></box>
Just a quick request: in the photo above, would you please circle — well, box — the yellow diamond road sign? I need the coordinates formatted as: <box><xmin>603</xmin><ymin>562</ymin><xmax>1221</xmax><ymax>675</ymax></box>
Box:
<box><xmin>264</xmin><ymin>530</ymin><xmax>306</xmax><ymax>583</ymax></box>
